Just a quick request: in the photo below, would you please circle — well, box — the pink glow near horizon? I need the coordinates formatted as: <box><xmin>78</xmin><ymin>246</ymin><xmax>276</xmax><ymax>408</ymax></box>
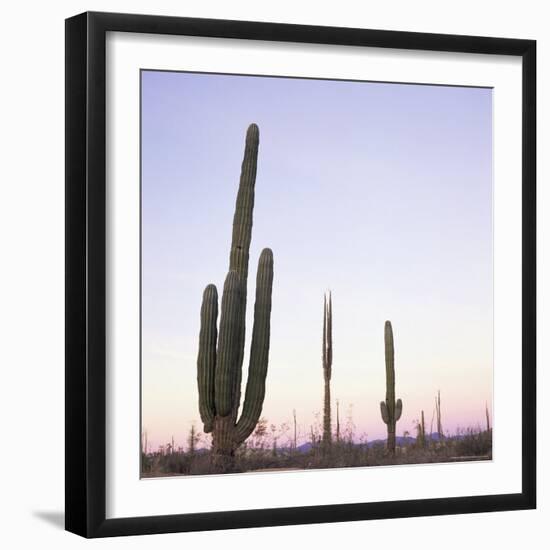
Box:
<box><xmin>140</xmin><ymin>71</ymin><xmax>493</xmax><ymax>452</ymax></box>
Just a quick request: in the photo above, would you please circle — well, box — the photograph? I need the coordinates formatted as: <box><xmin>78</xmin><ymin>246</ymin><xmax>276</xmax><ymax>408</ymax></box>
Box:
<box><xmin>140</xmin><ymin>69</ymin><xmax>494</xmax><ymax>477</ymax></box>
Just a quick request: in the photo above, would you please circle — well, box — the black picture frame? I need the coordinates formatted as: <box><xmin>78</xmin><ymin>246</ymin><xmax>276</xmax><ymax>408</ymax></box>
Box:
<box><xmin>65</xmin><ymin>11</ymin><xmax>536</xmax><ymax>538</ymax></box>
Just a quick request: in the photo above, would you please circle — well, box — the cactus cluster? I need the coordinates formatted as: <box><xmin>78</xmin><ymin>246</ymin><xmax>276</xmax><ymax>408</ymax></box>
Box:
<box><xmin>380</xmin><ymin>320</ymin><xmax>403</xmax><ymax>455</ymax></box>
<box><xmin>196</xmin><ymin>123</ymin><xmax>274</xmax><ymax>471</ymax></box>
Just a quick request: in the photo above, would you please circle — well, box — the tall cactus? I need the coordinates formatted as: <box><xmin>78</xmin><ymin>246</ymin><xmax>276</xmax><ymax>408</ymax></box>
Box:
<box><xmin>435</xmin><ymin>390</ymin><xmax>444</xmax><ymax>439</ymax></box>
<box><xmin>380</xmin><ymin>320</ymin><xmax>402</xmax><ymax>455</ymax></box>
<box><xmin>322</xmin><ymin>292</ymin><xmax>333</xmax><ymax>450</ymax></box>
<box><xmin>196</xmin><ymin>124</ymin><xmax>274</xmax><ymax>472</ymax></box>
<box><xmin>416</xmin><ymin>410</ymin><xmax>426</xmax><ymax>448</ymax></box>
<box><xmin>421</xmin><ymin>410</ymin><xmax>426</xmax><ymax>446</ymax></box>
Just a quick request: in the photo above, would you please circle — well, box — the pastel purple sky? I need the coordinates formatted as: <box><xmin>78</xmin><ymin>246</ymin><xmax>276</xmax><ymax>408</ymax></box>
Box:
<box><xmin>141</xmin><ymin>70</ymin><xmax>493</xmax><ymax>451</ymax></box>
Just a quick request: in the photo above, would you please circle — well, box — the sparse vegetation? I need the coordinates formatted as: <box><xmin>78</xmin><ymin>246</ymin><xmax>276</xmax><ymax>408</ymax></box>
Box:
<box><xmin>141</xmin><ymin>419</ymin><xmax>492</xmax><ymax>477</ymax></box>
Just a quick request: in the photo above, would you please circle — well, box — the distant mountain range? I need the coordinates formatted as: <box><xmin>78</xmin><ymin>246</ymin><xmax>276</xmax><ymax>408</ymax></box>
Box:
<box><xmin>295</xmin><ymin>433</ymin><xmax>451</xmax><ymax>453</ymax></box>
<box><xmin>146</xmin><ymin>432</ymin><xmax>466</xmax><ymax>455</ymax></box>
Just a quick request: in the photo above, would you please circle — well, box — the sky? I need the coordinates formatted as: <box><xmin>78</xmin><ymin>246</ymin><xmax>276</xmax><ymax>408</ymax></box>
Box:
<box><xmin>141</xmin><ymin>70</ymin><xmax>493</xmax><ymax>451</ymax></box>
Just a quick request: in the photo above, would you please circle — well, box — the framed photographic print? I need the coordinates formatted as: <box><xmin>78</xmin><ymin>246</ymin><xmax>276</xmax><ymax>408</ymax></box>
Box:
<box><xmin>65</xmin><ymin>11</ymin><xmax>536</xmax><ymax>538</ymax></box>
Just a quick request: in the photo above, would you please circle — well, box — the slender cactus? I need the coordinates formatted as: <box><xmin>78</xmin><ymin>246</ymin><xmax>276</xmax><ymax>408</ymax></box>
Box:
<box><xmin>421</xmin><ymin>410</ymin><xmax>426</xmax><ymax>446</ymax></box>
<box><xmin>380</xmin><ymin>321</ymin><xmax>403</xmax><ymax>455</ymax></box>
<box><xmin>436</xmin><ymin>390</ymin><xmax>444</xmax><ymax>439</ymax></box>
<box><xmin>196</xmin><ymin>124</ymin><xmax>274</xmax><ymax>472</ymax></box>
<box><xmin>416</xmin><ymin>410</ymin><xmax>426</xmax><ymax>448</ymax></box>
<box><xmin>322</xmin><ymin>292</ymin><xmax>333</xmax><ymax>451</ymax></box>
<box><xmin>188</xmin><ymin>425</ymin><xmax>196</xmax><ymax>455</ymax></box>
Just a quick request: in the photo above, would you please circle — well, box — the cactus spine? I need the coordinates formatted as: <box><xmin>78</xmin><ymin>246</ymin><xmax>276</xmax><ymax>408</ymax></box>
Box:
<box><xmin>322</xmin><ymin>292</ymin><xmax>333</xmax><ymax>451</ymax></box>
<box><xmin>380</xmin><ymin>320</ymin><xmax>403</xmax><ymax>455</ymax></box>
<box><xmin>196</xmin><ymin>124</ymin><xmax>274</xmax><ymax>471</ymax></box>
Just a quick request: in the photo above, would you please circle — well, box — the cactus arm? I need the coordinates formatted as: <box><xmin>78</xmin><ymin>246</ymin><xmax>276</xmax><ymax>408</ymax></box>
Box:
<box><xmin>380</xmin><ymin>401</ymin><xmax>389</xmax><ymax>424</ymax></box>
<box><xmin>229</xmin><ymin>123</ymin><xmax>260</xmax><ymax>417</ymax></box>
<box><xmin>235</xmin><ymin>248</ymin><xmax>274</xmax><ymax>442</ymax></box>
<box><xmin>214</xmin><ymin>271</ymin><xmax>244</xmax><ymax>417</ymax></box>
<box><xmin>395</xmin><ymin>398</ymin><xmax>403</xmax><ymax>421</ymax></box>
<box><xmin>197</xmin><ymin>284</ymin><xmax>218</xmax><ymax>432</ymax></box>
<box><xmin>229</xmin><ymin>123</ymin><xmax>259</xmax><ymax>281</ymax></box>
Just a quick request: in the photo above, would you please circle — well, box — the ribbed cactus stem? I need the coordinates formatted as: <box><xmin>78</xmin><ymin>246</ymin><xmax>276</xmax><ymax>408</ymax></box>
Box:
<box><xmin>197</xmin><ymin>284</ymin><xmax>218</xmax><ymax>432</ymax></box>
<box><xmin>196</xmin><ymin>124</ymin><xmax>274</xmax><ymax>472</ymax></box>
<box><xmin>230</xmin><ymin>123</ymin><xmax>259</xmax><ymax>281</ymax></box>
<box><xmin>214</xmin><ymin>271</ymin><xmax>244</xmax><ymax>417</ymax></box>
<box><xmin>235</xmin><ymin>248</ymin><xmax>274</xmax><ymax>442</ymax></box>
<box><xmin>229</xmin><ymin>123</ymin><xmax>259</xmax><ymax>410</ymax></box>
<box><xmin>380</xmin><ymin>320</ymin><xmax>402</xmax><ymax>455</ymax></box>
